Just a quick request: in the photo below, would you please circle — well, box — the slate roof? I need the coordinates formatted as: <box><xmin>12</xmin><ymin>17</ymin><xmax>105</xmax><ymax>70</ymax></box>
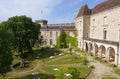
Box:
<box><xmin>76</xmin><ymin>0</ymin><xmax>120</xmax><ymax>18</ymax></box>
<box><xmin>76</xmin><ymin>4</ymin><xmax>91</xmax><ymax>18</ymax></box>
<box><xmin>92</xmin><ymin>0</ymin><xmax>120</xmax><ymax>14</ymax></box>
<box><xmin>40</xmin><ymin>23</ymin><xmax>75</xmax><ymax>31</ymax></box>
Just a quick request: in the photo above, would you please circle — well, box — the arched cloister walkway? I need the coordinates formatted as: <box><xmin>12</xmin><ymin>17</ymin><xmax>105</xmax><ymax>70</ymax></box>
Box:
<box><xmin>99</xmin><ymin>45</ymin><xmax>106</xmax><ymax>58</ymax></box>
<box><xmin>84</xmin><ymin>42</ymin><xmax>88</xmax><ymax>52</ymax></box>
<box><xmin>84</xmin><ymin>40</ymin><xmax>118</xmax><ymax>66</ymax></box>
<box><xmin>94</xmin><ymin>44</ymin><xmax>98</xmax><ymax>56</ymax></box>
<box><xmin>88</xmin><ymin>43</ymin><xmax>93</xmax><ymax>53</ymax></box>
<box><xmin>108</xmin><ymin>47</ymin><xmax>115</xmax><ymax>63</ymax></box>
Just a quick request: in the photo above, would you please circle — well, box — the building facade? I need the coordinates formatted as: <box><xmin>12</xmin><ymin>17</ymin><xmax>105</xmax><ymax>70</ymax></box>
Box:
<box><xmin>76</xmin><ymin>0</ymin><xmax>120</xmax><ymax>66</ymax></box>
<box><xmin>36</xmin><ymin>20</ymin><xmax>75</xmax><ymax>47</ymax></box>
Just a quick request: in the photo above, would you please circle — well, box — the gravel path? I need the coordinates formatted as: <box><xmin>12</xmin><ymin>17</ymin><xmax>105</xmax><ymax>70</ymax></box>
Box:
<box><xmin>86</xmin><ymin>56</ymin><xmax>120</xmax><ymax>79</ymax></box>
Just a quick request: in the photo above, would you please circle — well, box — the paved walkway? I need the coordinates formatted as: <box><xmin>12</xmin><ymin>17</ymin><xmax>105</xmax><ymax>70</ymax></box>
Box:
<box><xmin>86</xmin><ymin>56</ymin><xmax>120</xmax><ymax>79</ymax></box>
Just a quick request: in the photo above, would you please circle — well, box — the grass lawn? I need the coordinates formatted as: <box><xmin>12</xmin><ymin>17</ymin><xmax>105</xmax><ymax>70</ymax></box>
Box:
<box><xmin>43</xmin><ymin>66</ymin><xmax>91</xmax><ymax>78</ymax></box>
<box><xmin>6</xmin><ymin>73</ymin><xmax>55</xmax><ymax>79</ymax></box>
<box><xmin>46</xmin><ymin>54</ymin><xmax>82</xmax><ymax>65</ymax></box>
<box><xmin>114</xmin><ymin>68</ymin><xmax>120</xmax><ymax>76</ymax></box>
<box><xmin>4</xmin><ymin>47</ymin><xmax>91</xmax><ymax>79</ymax></box>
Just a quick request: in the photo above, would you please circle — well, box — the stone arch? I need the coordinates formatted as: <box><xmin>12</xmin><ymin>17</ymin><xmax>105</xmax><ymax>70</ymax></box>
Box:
<box><xmin>94</xmin><ymin>44</ymin><xmax>98</xmax><ymax>56</ymax></box>
<box><xmin>88</xmin><ymin>42</ymin><xmax>93</xmax><ymax>53</ymax></box>
<box><xmin>99</xmin><ymin>45</ymin><xmax>106</xmax><ymax>57</ymax></box>
<box><xmin>84</xmin><ymin>42</ymin><xmax>88</xmax><ymax>52</ymax></box>
<box><xmin>108</xmin><ymin>47</ymin><xmax>115</xmax><ymax>62</ymax></box>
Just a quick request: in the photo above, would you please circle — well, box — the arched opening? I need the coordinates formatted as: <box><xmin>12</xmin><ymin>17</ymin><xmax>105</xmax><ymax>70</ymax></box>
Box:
<box><xmin>108</xmin><ymin>48</ymin><xmax>115</xmax><ymax>62</ymax></box>
<box><xmin>99</xmin><ymin>45</ymin><xmax>106</xmax><ymax>58</ymax></box>
<box><xmin>85</xmin><ymin>42</ymin><xmax>88</xmax><ymax>52</ymax></box>
<box><xmin>94</xmin><ymin>44</ymin><xmax>98</xmax><ymax>56</ymax></box>
<box><xmin>89</xmin><ymin>43</ymin><xmax>93</xmax><ymax>53</ymax></box>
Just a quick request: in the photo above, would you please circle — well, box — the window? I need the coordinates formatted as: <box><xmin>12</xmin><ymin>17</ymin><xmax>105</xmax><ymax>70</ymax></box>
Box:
<box><xmin>56</xmin><ymin>31</ymin><xmax>58</xmax><ymax>37</ymax></box>
<box><xmin>103</xmin><ymin>29</ymin><xmax>107</xmax><ymax>39</ymax></box>
<box><xmin>103</xmin><ymin>16</ymin><xmax>107</xmax><ymax>25</ymax></box>
<box><xmin>92</xmin><ymin>19</ymin><xmax>95</xmax><ymax>26</ymax></box>
<box><xmin>50</xmin><ymin>39</ymin><xmax>52</xmax><ymax>45</ymax></box>
<box><xmin>80</xmin><ymin>21</ymin><xmax>81</xmax><ymax>27</ymax></box>
<box><xmin>50</xmin><ymin>31</ymin><xmax>52</xmax><ymax>37</ymax></box>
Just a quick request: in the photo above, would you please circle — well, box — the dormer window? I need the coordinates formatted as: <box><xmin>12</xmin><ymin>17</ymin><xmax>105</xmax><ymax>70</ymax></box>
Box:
<box><xmin>103</xmin><ymin>28</ymin><xmax>107</xmax><ymax>39</ymax></box>
<box><xmin>50</xmin><ymin>31</ymin><xmax>52</xmax><ymax>37</ymax></box>
<box><xmin>103</xmin><ymin>16</ymin><xmax>107</xmax><ymax>25</ymax></box>
<box><xmin>92</xmin><ymin>19</ymin><xmax>95</xmax><ymax>27</ymax></box>
<box><xmin>56</xmin><ymin>31</ymin><xmax>58</xmax><ymax>37</ymax></box>
<box><xmin>80</xmin><ymin>21</ymin><xmax>81</xmax><ymax>27</ymax></box>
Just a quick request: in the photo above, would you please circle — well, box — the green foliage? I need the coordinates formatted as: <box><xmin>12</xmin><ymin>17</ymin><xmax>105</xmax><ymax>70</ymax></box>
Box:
<box><xmin>57</xmin><ymin>31</ymin><xmax>78</xmax><ymax>48</ymax></box>
<box><xmin>69</xmin><ymin>48</ymin><xmax>72</xmax><ymax>52</ymax></box>
<box><xmin>110</xmin><ymin>64</ymin><xmax>117</xmax><ymax>68</ymax></box>
<box><xmin>114</xmin><ymin>68</ymin><xmax>120</xmax><ymax>75</ymax></box>
<box><xmin>81</xmin><ymin>56</ymin><xmax>88</xmax><ymax>65</ymax></box>
<box><xmin>57</xmin><ymin>31</ymin><xmax>67</xmax><ymax>48</ymax></box>
<box><xmin>47</xmin><ymin>55</ymin><xmax>81</xmax><ymax>65</ymax></box>
<box><xmin>3</xmin><ymin>15</ymin><xmax>40</xmax><ymax>58</ymax></box>
<box><xmin>66</xmin><ymin>31</ymin><xmax>78</xmax><ymax>48</ymax></box>
<box><xmin>90</xmin><ymin>65</ymin><xmax>95</xmax><ymax>69</ymax></box>
<box><xmin>0</xmin><ymin>23</ymin><xmax>13</xmax><ymax>75</ymax></box>
<box><xmin>56</xmin><ymin>67</ymin><xmax>81</xmax><ymax>79</ymax></box>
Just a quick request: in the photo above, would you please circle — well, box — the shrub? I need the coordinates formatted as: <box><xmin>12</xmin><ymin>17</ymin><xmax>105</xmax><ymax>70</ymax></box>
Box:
<box><xmin>110</xmin><ymin>64</ymin><xmax>117</xmax><ymax>68</ymax></box>
<box><xmin>13</xmin><ymin>62</ymin><xmax>20</xmax><ymax>68</ymax></box>
<box><xmin>114</xmin><ymin>68</ymin><xmax>120</xmax><ymax>75</ymax></box>
<box><xmin>81</xmin><ymin>57</ymin><xmax>88</xmax><ymax>65</ymax></box>
<box><xmin>90</xmin><ymin>65</ymin><xmax>95</xmax><ymax>69</ymax></box>
<box><xmin>56</xmin><ymin>67</ymin><xmax>80</xmax><ymax>79</ymax></box>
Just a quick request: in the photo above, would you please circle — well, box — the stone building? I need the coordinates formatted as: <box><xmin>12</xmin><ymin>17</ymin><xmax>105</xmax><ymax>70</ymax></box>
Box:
<box><xmin>36</xmin><ymin>20</ymin><xmax>75</xmax><ymax>47</ymax></box>
<box><xmin>76</xmin><ymin>0</ymin><xmax>120</xmax><ymax>66</ymax></box>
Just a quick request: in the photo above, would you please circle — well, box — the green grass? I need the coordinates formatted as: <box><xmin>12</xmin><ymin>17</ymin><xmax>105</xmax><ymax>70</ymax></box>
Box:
<box><xmin>78</xmin><ymin>66</ymin><xmax>91</xmax><ymax>78</ymax></box>
<box><xmin>7</xmin><ymin>73</ymin><xmax>55</xmax><ymax>79</ymax></box>
<box><xmin>114</xmin><ymin>68</ymin><xmax>120</xmax><ymax>75</ymax></box>
<box><xmin>46</xmin><ymin>55</ymin><xmax>82</xmax><ymax>65</ymax></box>
<box><xmin>43</xmin><ymin>66</ymin><xmax>60</xmax><ymax>74</ymax></box>
<box><xmin>5</xmin><ymin>48</ymin><xmax>91</xmax><ymax>79</ymax></box>
<box><xmin>43</xmin><ymin>66</ymin><xmax>91</xmax><ymax>78</ymax></box>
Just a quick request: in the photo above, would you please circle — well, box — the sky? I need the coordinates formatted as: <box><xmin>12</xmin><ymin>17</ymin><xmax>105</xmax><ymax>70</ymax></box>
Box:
<box><xmin>0</xmin><ymin>0</ymin><xmax>105</xmax><ymax>24</ymax></box>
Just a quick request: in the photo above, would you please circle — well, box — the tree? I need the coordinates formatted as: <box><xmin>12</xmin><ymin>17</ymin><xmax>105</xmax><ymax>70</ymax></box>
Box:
<box><xmin>0</xmin><ymin>22</ymin><xmax>13</xmax><ymax>75</ymax></box>
<box><xmin>3</xmin><ymin>15</ymin><xmax>40</xmax><ymax>67</ymax></box>
<box><xmin>57</xmin><ymin>31</ymin><xmax>66</xmax><ymax>48</ymax></box>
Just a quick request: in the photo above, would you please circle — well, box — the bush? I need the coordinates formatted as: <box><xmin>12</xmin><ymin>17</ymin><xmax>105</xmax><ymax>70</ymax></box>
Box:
<box><xmin>56</xmin><ymin>67</ymin><xmax>80</xmax><ymax>79</ymax></box>
<box><xmin>114</xmin><ymin>68</ymin><xmax>120</xmax><ymax>75</ymax></box>
<box><xmin>40</xmin><ymin>47</ymin><xmax>45</xmax><ymax>51</ymax></box>
<box><xmin>110</xmin><ymin>64</ymin><xmax>117</xmax><ymax>68</ymax></box>
<box><xmin>13</xmin><ymin>62</ymin><xmax>30</xmax><ymax>68</ymax></box>
<box><xmin>13</xmin><ymin>62</ymin><xmax>20</xmax><ymax>68</ymax></box>
<box><xmin>69</xmin><ymin>48</ymin><xmax>72</xmax><ymax>52</ymax></box>
<box><xmin>90</xmin><ymin>65</ymin><xmax>95</xmax><ymax>69</ymax></box>
<box><xmin>81</xmin><ymin>57</ymin><xmax>88</xmax><ymax>65</ymax></box>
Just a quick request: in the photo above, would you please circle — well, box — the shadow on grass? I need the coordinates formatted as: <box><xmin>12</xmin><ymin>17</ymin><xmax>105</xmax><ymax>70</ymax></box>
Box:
<box><xmin>26</xmin><ymin>48</ymin><xmax>62</xmax><ymax>61</ymax></box>
<box><xmin>11</xmin><ymin>73</ymin><xmax>55</xmax><ymax>79</ymax></box>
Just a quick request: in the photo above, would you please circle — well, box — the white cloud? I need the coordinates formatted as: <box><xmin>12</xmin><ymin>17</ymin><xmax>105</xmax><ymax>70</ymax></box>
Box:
<box><xmin>0</xmin><ymin>0</ymin><xmax>62</xmax><ymax>22</ymax></box>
